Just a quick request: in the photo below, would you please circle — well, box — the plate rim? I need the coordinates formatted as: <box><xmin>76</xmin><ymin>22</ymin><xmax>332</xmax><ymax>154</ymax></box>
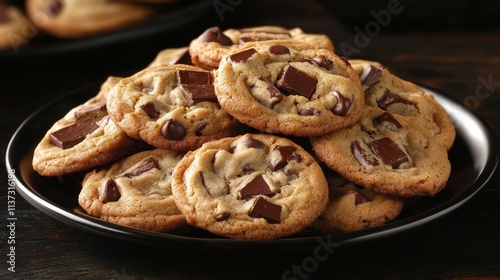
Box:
<box><xmin>5</xmin><ymin>83</ymin><xmax>499</xmax><ymax>251</ymax></box>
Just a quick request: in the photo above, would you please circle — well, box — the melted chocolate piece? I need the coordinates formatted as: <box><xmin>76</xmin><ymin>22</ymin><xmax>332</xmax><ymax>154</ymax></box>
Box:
<box><xmin>179</xmin><ymin>84</ymin><xmax>217</xmax><ymax>106</ymax></box>
<box><xmin>214</xmin><ymin>213</ymin><xmax>230</xmax><ymax>221</ymax></box>
<box><xmin>161</xmin><ymin>119</ymin><xmax>186</xmax><ymax>140</ymax></box>
<box><xmin>269</xmin><ymin>45</ymin><xmax>290</xmax><ymax>55</ymax></box>
<box><xmin>169</xmin><ymin>49</ymin><xmax>193</xmax><ymax>65</ymax></box>
<box><xmin>339</xmin><ymin>56</ymin><xmax>351</xmax><ymax>66</ymax></box>
<box><xmin>74</xmin><ymin>100</ymin><xmax>107</xmax><ymax>121</ymax></box>
<box><xmin>360</xmin><ymin>65</ymin><xmax>382</xmax><ymax>89</ymax></box>
<box><xmin>121</xmin><ymin>158</ymin><xmax>159</xmax><ymax>178</ymax></box>
<box><xmin>249</xmin><ymin>197</ymin><xmax>281</xmax><ymax>224</ymax></box>
<box><xmin>140</xmin><ymin>102</ymin><xmax>160</xmax><ymax>120</ymax></box>
<box><xmin>100</xmin><ymin>179</ymin><xmax>121</xmax><ymax>203</ymax></box>
<box><xmin>238</xmin><ymin>175</ymin><xmax>273</xmax><ymax>200</ymax></box>
<box><xmin>375</xmin><ymin>112</ymin><xmax>402</xmax><ymax>131</ymax></box>
<box><xmin>276</xmin><ymin>65</ymin><xmax>317</xmax><ymax>99</ymax></box>
<box><xmin>195</xmin><ymin>121</ymin><xmax>208</xmax><ymax>136</ymax></box>
<box><xmin>349</xmin><ymin>189</ymin><xmax>370</xmax><ymax>205</ymax></box>
<box><xmin>243</xmin><ymin>136</ymin><xmax>265</xmax><ymax>149</ymax></box>
<box><xmin>198</xmin><ymin>26</ymin><xmax>232</xmax><ymax>46</ymax></box>
<box><xmin>199</xmin><ymin>171</ymin><xmax>228</xmax><ymax>197</ymax></box>
<box><xmin>230</xmin><ymin>48</ymin><xmax>258</xmax><ymax>63</ymax></box>
<box><xmin>351</xmin><ymin>141</ymin><xmax>378</xmax><ymax>167</ymax></box>
<box><xmin>49</xmin><ymin>120</ymin><xmax>99</xmax><ymax>149</ymax></box>
<box><xmin>298</xmin><ymin>107</ymin><xmax>321</xmax><ymax>116</ymax></box>
<box><xmin>269</xmin><ymin>145</ymin><xmax>302</xmax><ymax>171</ymax></box>
<box><xmin>239</xmin><ymin>36</ymin><xmax>275</xmax><ymax>44</ymax></box>
<box><xmin>331</xmin><ymin>90</ymin><xmax>352</xmax><ymax>116</ymax></box>
<box><xmin>258</xmin><ymin>77</ymin><xmax>284</xmax><ymax>106</ymax></box>
<box><xmin>43</xmin><ymin>0</ymin><xmax>62</xmax><ymax>16</ymax></box>
<box><xmin>368</xmin><ymin>137</ymin><xmax>409</xmax><ymax>168</ymax></box>
<box><xmin>312</xmin><ymin>55</ymin><xmax>333</xmax><ymax>70</ymax></box>
<box><xmin>377</xmin><ymin>90</ymin><xmax>417</xmax><ymax>110</ymax></box>
<box><xmin>176</xmin><ymin>70</ymin><xmax>212</xmax><ymax>85</ymax></box>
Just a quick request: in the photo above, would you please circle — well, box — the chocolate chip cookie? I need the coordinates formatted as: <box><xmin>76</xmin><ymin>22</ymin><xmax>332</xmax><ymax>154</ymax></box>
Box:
<box><xmin>171</xmin><ymin>133</ymin><xmax>329</xmax><ymax>239</ymax></box>
<box><xmin>32</xmin><ymin>78</ymin><xmax>148</xmax><ymax>177</ymax></box>
<box><xmin>350</xmin><ymin>59</ymin><xmax>456</xmax><ymax>150</ymax></box>
<box><xmin>0</xmin><ymin>2</ymin><xmax>37</xmax><ymax>50</ymax></box>
<box><xmin>78</xmin><ymin>149</ymin><xmax>189</xmax><ymax>233</ymax></box>
<box><xmin>107</xmin><ymin>64</ymin><xmax>244</xmax><ymax>151</ymax></box>
<box><xmin>189</xmin><ymin>25</ymin><xmax>334</xmax><ymax>70</ymax></box>
<box><xmin>214</xmin><ymin>41</ymin><xmax>365</xmax><ymax>137</ymax></box>
<box><xmin>311</xmin><ymin>106</ymin><xmax>451</xmax><ymax>197</ymax></box>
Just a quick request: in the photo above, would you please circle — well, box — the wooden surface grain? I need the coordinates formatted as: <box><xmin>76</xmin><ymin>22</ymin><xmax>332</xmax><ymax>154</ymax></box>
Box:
<box><xmin>1</xmin><ymin>0</ymin><xmax>499</xmax><ymax>279</ymax></box>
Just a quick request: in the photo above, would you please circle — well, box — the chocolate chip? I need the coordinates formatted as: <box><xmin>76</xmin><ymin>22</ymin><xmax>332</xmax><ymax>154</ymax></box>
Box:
<box><xmin>121</xmin><ymin>158</ymin><xmax>159</xmax><ymax>178</ymax></box>
<box><xmin>298</xmin><ymin>107</ymin><xmax>321</xmax><ymax>116</ymax></box>
<box><xmin>170</xmin><ymin>49</ymin><xmax>193</xmax><ymax>65</ymax></box>
<box><xmin>339</xmin><ymin>56</ymin><xmax>351</xmax><ymax>66</ymax></box>
<box><xmin>258</xmin><ymin>77</ymin><xmax>284</xmax><ymax>107</ymax></box>
<box><xmin>351</xmin><ymin>140</ymin><xmax>378</xmax><ymax>167</ymax></box>
<box><xmin>349</xmin><ymin>189</ymin><xmax>370</xmax><ymax>205</ymax></box>
<box><xmin>331</xmin><ymin>90</ymin><xmax>352</xmax><ymax>116</ymax></box>
<box><xmin>312</xmin><ymin>55</ymin><xmax>333</xmax><ymax>70</ymax></box>
<box><xmin>74</xmin><ymin>100</ymin><xmax>107</xmax><ymax>121</ymax></box>
<box><xmin>99</xmin><ymin>179</ymin><xmax>121</xmax><ymax>203</ymax></box>
<box><xmin>243</xmin><ymin>136</ymin><xmax>265</xmax><ymax>149</ymax></box>
<box><xmin>249</xmin><ymin>197</ymin><xmax>281</xmax><ymax>224</ymax></box>
<box><xmin>229</xmin><ymin>48</ymin><xmax>258</xmax><ymax>63</ymax></box>
<box><xmin>176</xmin><ymin>70</ymin><xmax>212</xmax><ymax>85</ymax></box>
<box><xmin>195</xmin><ymin>121</ymin><xmax>208</xmax><ymax>136</ymax></box>
<box><xmin>49</xmin><ymin>120</ymin><xmax>99</xmax><ymax>149</ymax></box>
<box><xmin>42</xmin><ymin>0</ymin><xmax>62</xmax><ymax>17</ymax></box>
<box><xmin>140</xmin><ymin>102</ymin><xmax>161</xmax><ymax>120</ymax></box>
<box><xmin>360</xmin><ymin>65</ymin><xmax>382</xmax><ymax>89</ymax></box>
<box><xmin>276</xmin><ymin>65</ymin><xmax>317</xmax><ymax>99</ymax></box>
<box><xmin>198</xmin><ymin>26</ymin><xmax>232</xmax><ymax>46</ymax></box>
<box><xmin>214</xmin><ymin>213</ymin><xmax>230</xmax><ymax>221</ymax></box>
<box><xmin>377</xmin><ymin>90</ymin><xmax>417</xmax><ymax>110</ymax></box>
<box><xmin>161</xmin><ymin>119</ymin><xmax>186</xmax><ymax>140</ymax></box>
<box><xmin>179</xmin><ymin>84</ymin><xmax>217</xmax><ymax>106</ymax></box>
<box><xmin>269</xmin><ymin>45</ymin><xmax>290</xmax><ymax>55</ymax></box>
<box><xmin>375</xmin><ymin>112</ymin><xmax>402</xmax><ymax>131</ymax></box>
<box><xmin>240</xmin><ymin>36</ymin><xmax>275</xmax><ymax>44</ymax></box>
<box><xmin>238</xmin><ymin>175</ymin><xmax>273</xmax><ymax>200</ymax></box>
<box><xmin>269</xmin><ymin>145</ymin><xmax>302</xmax><ymax>171</ymax></box>
<box><xmin>368</xmin><ymin>137</ymin><xmax>408</xmax><ymax>168</ymax></box>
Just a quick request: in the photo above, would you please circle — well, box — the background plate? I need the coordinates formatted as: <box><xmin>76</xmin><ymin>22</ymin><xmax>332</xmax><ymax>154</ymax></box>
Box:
<box><xmin>5</xmin><ymin>84</ymin><xmax>498</xmax><ymax>253</ymax></box>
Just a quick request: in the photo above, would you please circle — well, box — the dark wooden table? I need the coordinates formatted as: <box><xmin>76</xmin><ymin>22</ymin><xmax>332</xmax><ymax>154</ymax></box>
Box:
<box><xmin>2</xmin><ymin>1</ymin><xmax>499</xmax><ymax>279</ymax></box>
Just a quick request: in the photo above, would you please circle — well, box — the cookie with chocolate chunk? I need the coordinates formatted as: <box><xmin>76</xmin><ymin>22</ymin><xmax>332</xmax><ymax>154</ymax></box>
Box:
<box><xmin>0</xmin><ymin>2</ymin><xmax>37</xmax><ymax>50</ymax></box>
<box><xmin>350</xmin><ymin>59</ymin><xmax>456</xmax><ymax>150</ymax></box>
<box><xmin>107</xmin><ymin>64</ymin><xmax>244</xmax><ymax>151</ymax></box>
<box><xmin>26</xmin><ymin>0</ymin><xmax>154</xmax><ymax>38</ymax></box>
<box><xmin>78</xmin><ymin>149</ymin><xmax>189</xmax><ymax>233</ymax></box>
<box><xmin>214</xmin><ymin>41</ymin><xmax>364</xmax><ymax>137</ymax></box>
<box><xmin>189</xmin><ymin>25</ymin><xmax>334</xmax><ymax>70</ymax></box>
<box><xmin>171</xmin><ymin>133</ymin><xmax>328</xmax><ymax>239</ymax></box>
<box><xmin>311</xmin><ymin>106</ymin><xmax>451</xmax><ymax>197</ymax></box>
<box><xmin>309</xmin><ymin>173</ymin><xmax>404</xmax><ymax>234</ymax></box>
<box><xmin>32</xmin><ymin>78</ymin><xmax>148</xmax><ymax>177</ymax></box>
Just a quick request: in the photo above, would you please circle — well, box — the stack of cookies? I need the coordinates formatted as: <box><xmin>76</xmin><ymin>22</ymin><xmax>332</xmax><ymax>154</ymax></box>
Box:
<box><xmin>32</xmin><ymin>26</ymin><xmax>455</xmax><ymax>239</ymax></box>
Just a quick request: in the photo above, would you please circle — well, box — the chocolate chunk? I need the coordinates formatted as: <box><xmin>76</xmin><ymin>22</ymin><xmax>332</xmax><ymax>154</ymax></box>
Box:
<box><xmin>258</xmin><ymin>77</ymin><xmax>284</xmax><ymax>106</ymax></box>
<box><xmin>180</xmin><ymin>84</ymin><xmax>217</xmax><ymax>106</ymax></box>
<box><xmin>198</xmin><ymin>26</ymin><xmax>232</xmax><ymax>46</ymax></box>
<box><xmin>176</xmin><ymin>70</ymin><xmax>212</xmax><ymax>85</ymax></box>
<box><xmin>238</xmin><ymin>175</ymin><xmax>273</xmax><ymax>200</ymax></box>
<box><xmin>0</xmin><ymin>5</ymin><xmax>10</xmax><ymax>23</ymax></box>
<box><xmin>49</xmin><ymin>120</ymin><xmax>99</xmax><ymax>149</ymax></box>
<box><xmin>229</xmin><ymin>48</ymin><xmax>258</xmax><ymax>63</ymax></box>
<box><xmin>243</xmin><ymin>136</ymin><xmax>265</xmax><ymax>149</ymax></box>
<box><xmin>240</xmin><ymin>36</ymin><xmax>275</xmax><ymax>44</ymax></box>
<box><xmin>312</xmin><ymin>55</ymin><xmax>333</xmax><ymax>70</ymax></box>
<box><xmin>339</xmin><ymin>56</ymin><xmax>351</xmax><ymax>66</ymax></box>
<box><xmin>349</xmin><ymin>189</ymin><xmax>370</xmax><ymax>205</ymax></box>
<box><xmin>298</xmin><ymin>107</ymin><xmax>321</xmax><ymax>116</ymax></box>
<box><xmin>276</xmin><ymin>65</ymin><xmax>317</xmax><ymax>99</ymax></box>
<box><xmin>74</xmin><ymin>100</ymin><xmax>107</xmax><ymax>121</ymax></box>
<box><xmin>360</xmin><ymin>65</ymin><xmax>382</xmax><ymax>89</ymax></box>
<box><xmin>269</xmin><ymin>145</ymin><xmax>302</xmax><ymax>171</ymax></box>
<box><xmin>140</xmin><ymin>102</ymin><xmax>160</xmax><ymax>120</ymax></box>
<box><xmin>214</xmin><ymin>213</ymin><xmax>230</xmax><ymax>221</ymax></box>
<box><xmin>99</xmin><ymin>179</ymin><xmax>121</xmax><ymax>203</ymax></box>
<box><xmin>331</xmin><ymin>90</ymin><xmax>352</xmax><ymax>116</ymax></box>
<box><xmin>375</xmin><ymin>112</ymin><xmax>402</xmax><ymax>131</ymax></box>
<box><xmin>368</xmin><ymin>137</ymin><xmax>408</xmax><ymax>168</ymax></box>
<box><xmin>269</xmin><ymin>45</ymin><xmax>290</xmax><ymax>55</ymax></box>
<box><xmin>249</xmin><ymin>197</ymin><xmax>281</xmax><ymax>224</ymax></box>
<box><xmin>195</xmin><ymin>121</ymin><xmax>208</xmax><ymax>136</ymax></box>
<box><xmin>42</xmin><ymin>0</ymin><xmax>62</xmax><ymax>16</ymax></box>
<box><xmin>377</xmin><ymin>90</ymin><xmax>417</xmax><ymax>110</ymax></box>
<box><xmin>351</xmin><ymin>141</ymin><xmax>378</xmax><ymax>167</ymax></box>
<box><xmin>121</xmin><ymin>158</ymin><xmax>159</xmax><ymax>178</ymax></box>
<box><xmin>161</xmin><ymin>119</ymin><xmax>186</xmax><ymax>140</ymax></box>
<box><xmin>169</xmin><ymin>49</ymin><xmax>193</xmax><ymax>65</ymax></box>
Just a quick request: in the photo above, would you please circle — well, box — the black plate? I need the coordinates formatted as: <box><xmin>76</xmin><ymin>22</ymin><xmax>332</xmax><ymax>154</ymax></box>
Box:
<box><xmin>5</xmin><ymin>84</ymin><xmax>498</xmax><ymax>253</ymax></box>
<box><xmin>0</xmin><ymin>0</ymin><xmax>212</xmax><ymax>60</ymax></box>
